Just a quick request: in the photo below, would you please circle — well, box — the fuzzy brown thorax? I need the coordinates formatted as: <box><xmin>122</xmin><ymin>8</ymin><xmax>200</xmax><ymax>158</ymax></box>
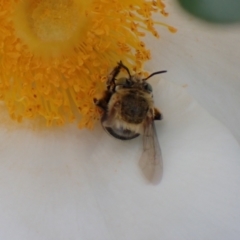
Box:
<box><xmin>121</xmin><ymin>93</ymin><xmax>149</xmax><ymax>124</ymax></box>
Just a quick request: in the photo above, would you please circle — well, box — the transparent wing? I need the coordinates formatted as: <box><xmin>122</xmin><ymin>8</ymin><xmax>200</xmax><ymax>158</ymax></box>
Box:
<box><xmin>139</xmin><ymin>120</ymin><xmax>163</xmax><ymax>184</ymax></box>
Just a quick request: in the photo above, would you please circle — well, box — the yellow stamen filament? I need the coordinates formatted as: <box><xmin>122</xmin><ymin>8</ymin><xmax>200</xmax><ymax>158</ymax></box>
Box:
<box><xmin>0</xmin><ymin>0</ymin><xmax>176</xmax><ymax>129</ymax></box>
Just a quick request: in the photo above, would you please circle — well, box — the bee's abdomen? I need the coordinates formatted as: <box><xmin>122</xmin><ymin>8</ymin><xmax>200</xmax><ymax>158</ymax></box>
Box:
<box><xmin>121</xmin><ymin>94</ymin><xmax>149</xmax><ymax>124</ymax></box>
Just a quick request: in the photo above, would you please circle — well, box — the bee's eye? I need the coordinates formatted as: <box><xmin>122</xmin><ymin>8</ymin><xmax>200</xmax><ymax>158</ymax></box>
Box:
<box><xmin>144</xmin><ymin>83</ymin><xmax>152</xmax><ymax>92</ymax></box>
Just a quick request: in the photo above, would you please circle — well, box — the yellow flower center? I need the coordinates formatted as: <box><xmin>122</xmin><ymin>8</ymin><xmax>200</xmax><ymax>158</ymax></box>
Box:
<box><xmin>13</xmin><ymin>0</ymin><xmax>91</xmax><ymax>57</ymax></box>
<box><xmin>31</xmin><ymin>0</ymin><xmax>79</xmax><ymax>42</ymax></box>
<box><xmin>1</xmin><ymin>0</ymin><xmax>176</xmax><ymax>129</ymax></box>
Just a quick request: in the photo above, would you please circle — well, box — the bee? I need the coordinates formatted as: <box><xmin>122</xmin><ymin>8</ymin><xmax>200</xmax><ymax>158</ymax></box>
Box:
<box><xmin>94</xmin><ymin>61</ymin><xmax>166</xmax><ymax>184</ymax></box>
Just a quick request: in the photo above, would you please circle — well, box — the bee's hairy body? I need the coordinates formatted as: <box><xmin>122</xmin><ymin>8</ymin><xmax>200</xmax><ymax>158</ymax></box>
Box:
<box><xmin>94</xmin><ymin>61</ymin><xmax>164</xmax><ymax>140</ymax></box>
<box><xmin>105</xmin><ymin>88</ymin><xmax>154</xmax><ymax>135</ymax></box>
<box><xmin>120</xmin><ymin>91</ymin><xmax>150</xmax><ymax>124</ymax></box>
<box><xmin>93</xmin><ymin>61</ymin><xmax>166</xmax><ymax>184</ymax></box>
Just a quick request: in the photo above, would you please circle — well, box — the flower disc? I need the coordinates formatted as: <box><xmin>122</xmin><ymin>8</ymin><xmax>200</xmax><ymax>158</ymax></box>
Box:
<box><xmin>0</xmin><ymin>0</ymin><xmax>175</xmax><ymax>128</ymax></box>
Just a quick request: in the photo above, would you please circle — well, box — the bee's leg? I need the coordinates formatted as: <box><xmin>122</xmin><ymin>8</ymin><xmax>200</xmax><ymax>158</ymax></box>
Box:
<box><xmin>93</xmin><ymin>91</ymin><xmax>112</xmax><ymax>111</ymax></box>
<box><xmin>107</xmin><ymin>62</ymin><xmax>122</xmax><ymax>87</ymax></box>
<box><xmin>154</xmin><ymin>108</ymin><xmax>163</xmax><ymax>120</ymax></box>
<box><xmin>118</xmin><ymin>61</ymin><xmax>131</xmax><ymax>79</ymax></box>
<box><xmin>93</xmin><ymin>98</ymin><xmax>108</xmax><ymax>111</ymax></box>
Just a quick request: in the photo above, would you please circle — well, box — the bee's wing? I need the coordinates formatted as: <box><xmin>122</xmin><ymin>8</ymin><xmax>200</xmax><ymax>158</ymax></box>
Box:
<box><xmin>139</xmin><ymin>120</ymin><xmax>163</xmax><ymax>184</ymax></box>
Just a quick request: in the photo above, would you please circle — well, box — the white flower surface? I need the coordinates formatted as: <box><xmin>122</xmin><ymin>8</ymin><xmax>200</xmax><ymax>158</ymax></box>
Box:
<box><xmin>147</xmin><ymin>0</ymin><xmax>240</xmax><ymax>142</ymax></box>
<box><xmin>0</xmin><ymin>1</ymin><xmax>240</xmax><ymax>240</ymax></box>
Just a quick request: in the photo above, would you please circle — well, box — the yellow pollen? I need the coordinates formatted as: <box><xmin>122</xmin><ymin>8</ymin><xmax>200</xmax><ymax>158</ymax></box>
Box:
<box><xmin>13</xmin><ymin>0</ymin><xmax>91</xmax><ymax>57</ymax></box>
<box><xmin>31</xmin><ymin>0</ymin><xmax>79</xmax><ymax>42</ymax></box>
<box><xmin>0</xmin><ymin>0</ymin><xmax>176</xmax><ymax>129</ymax></box>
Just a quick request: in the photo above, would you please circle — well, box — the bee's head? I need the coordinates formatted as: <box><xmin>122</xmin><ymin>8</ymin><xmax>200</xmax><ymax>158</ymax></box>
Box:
<box><xmin>109</xmin><ymin>61</ymin><xmax>167</xmax><ymax>93</ymax></box>
<box><xmin>115</xmin><ymin>70</ymin><xmax>166</xmax><ymax>93</ymax></box>
<box><xmin>115</xmin><ymin>77</ymin><xmax>132</xmax><ymax>88</ymax></box>
<box><xmin>115</xmin><ymin>75</ymin><xmax>147</xmax><ymax>92</ymax></box>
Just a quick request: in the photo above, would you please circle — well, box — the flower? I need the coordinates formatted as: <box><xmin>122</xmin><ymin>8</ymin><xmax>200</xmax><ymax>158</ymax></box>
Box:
<box><xmin>0</xmin><ymin>0</ymin><xmax>176</xmax><ymax>129</ymax></box>
<box><xmin>1</xmin><ymin>1</ymin><xmax>240</xmax><ymax>238</ymax></box>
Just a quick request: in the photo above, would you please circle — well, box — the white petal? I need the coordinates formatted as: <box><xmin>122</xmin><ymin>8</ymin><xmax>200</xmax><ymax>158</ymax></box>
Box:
<box><xmin>0</xmin><ymin>77</ymin><xmax>240</xmax><ymax>240</ymax></box>
<box><xmin>1</xmin><ymin>1</ymin><xmax>240</xmax><ymax>239</ymax></box>
<box><xmin>146</xmin><ymin>0</ymin><xmax>240</xmax><ymax>142</ymax></box>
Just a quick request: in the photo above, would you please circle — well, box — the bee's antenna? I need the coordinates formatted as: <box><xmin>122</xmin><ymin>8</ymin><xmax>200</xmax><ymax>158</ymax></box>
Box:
<box><xmin>143</xmin><ymin>70</ymin><xmax>167</xmax><ymax>81</ymax></box>
<box><xmin>118</xmin><ymin>61</ymin><xmax>131</xmax><ymax>79</ymax></box>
